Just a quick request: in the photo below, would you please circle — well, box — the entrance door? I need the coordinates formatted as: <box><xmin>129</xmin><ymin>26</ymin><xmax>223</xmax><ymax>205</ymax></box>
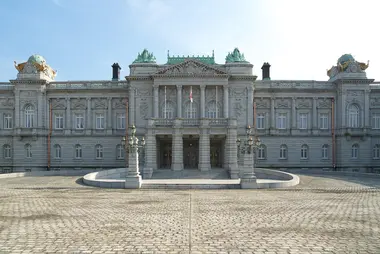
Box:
<box><xmin>183</xmin><ymin>139</ymin><xmax>199</xmax><ymax>169</ymax></box>
<box><xmin>159</xmin><ymin>141</ymin><xmax>172</xmax><ymax>169</ymax></box>
<box><xmin>210</xmin><ymin>139</ymin><xmax>223</xmax><ymax>168</ymax></box>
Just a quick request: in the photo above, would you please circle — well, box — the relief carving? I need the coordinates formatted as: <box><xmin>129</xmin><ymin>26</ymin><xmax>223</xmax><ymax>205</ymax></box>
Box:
<box><xmin>20</xmin><ymin>90</ymin><xmax>37</xmax><ymax>97</ymax></box>
<box><xmin>139</xmin><ymin>102</ymin><xmax>149</xmax><ymax>119</ymax></box>
<box><xmin>296</xmin><ymin>98</ymin><xmax>312</xmax><ymax>108</ymax></box>
<box><xmin>255</xmin><ymin>98</ymin><xmax>269</xmax><ymax>108</ymax></box>
<box><xmin>318</xmin><ymin>99</ymin><xmax>331</xmax><ymax>108</ymax></box>
<box><xmin>52</xmin><ymin>98</ymin><xmax>66</xmax><ymax>109</ymax></box>
<box><xmin>157</xmin><ymin>61</ymin><xmax>226</xmax><ymax>75</ymax></box>
<box><xmin>93</xmin><ymin>98</ymin><xmax>107</xmax><ymax>109</ymax></box>
<box><xmin>347</xmin><ymin>90</ymin><xmax>364</xmax><ymax>97</ymax></box>
<box><xmin>137</xmin><ymin>88</ymin><xmax>151</xmax><ymax>97</ymax></box>
<box><xmin>234</xmin><ymin>102</ymin><xmax>243</xmax><ymax>118</ymax></box>
<box><xmin>113</xmin><ymin>98</ymin><xmax>128</xmax><ymax>109</ymax></box>
<box><xmin>0</xmin><ymin>98</ymin><xmax>15</xmax><ymax>108</ymax></box>
<box><xmin>275</xmin><ymin>98</ymin><xmax>290</xmax><ymax>108</ymax></box>
<box><xmin>230</xmin><ymin>88</ymin><xmax>246</xmax><ymax>97</ymax></box>
<box><xmin>370</xmin><ymin>98</ymin><xmax>380</xmax><ymax>108</ymax></box>
<box><xmin>71</xmin><ymin>98</ymin><xmax>86</xmax><ymax>110</ymax></box>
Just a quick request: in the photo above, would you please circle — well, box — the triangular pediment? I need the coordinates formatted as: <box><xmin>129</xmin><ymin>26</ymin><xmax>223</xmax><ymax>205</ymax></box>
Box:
<box><xmin>153</xmin><ymin>59</ymin><xmax>228</xmax><ymax>76</ymax></box>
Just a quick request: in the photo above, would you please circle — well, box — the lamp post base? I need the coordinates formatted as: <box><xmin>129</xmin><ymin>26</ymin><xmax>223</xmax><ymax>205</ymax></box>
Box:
<box><xmin>125</xmin><ymin>175</ymin><xmax>142</xmax><ymax>189</ymax></box>
<box><xmin>241</xmin><ymin>177</ymin><xmax>258</xmax><ymax>189</ymax></box>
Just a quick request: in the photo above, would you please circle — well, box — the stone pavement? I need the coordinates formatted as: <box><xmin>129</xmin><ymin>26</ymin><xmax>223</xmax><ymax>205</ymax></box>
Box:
<box><xmin>0</xmin><ymin>174</ymin><xmax>379</xmax><ymax>253</ymax></box>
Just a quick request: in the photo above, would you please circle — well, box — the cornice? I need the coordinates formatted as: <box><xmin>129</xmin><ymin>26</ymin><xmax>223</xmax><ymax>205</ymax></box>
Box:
<box><xmin>125</xmin><ymin>76</ymin><xmax>153</xmax><ymax>81</ymax></box>
<box><xmin>333</xmin><ymin>78</ymin><xmax>375</xmax><ymax>85</ymax></box>
<box><xmin>229</xmin><ymin>75</ymin><xmax>258</xmax><ymax>81</ymax></box>
<box><xmin>151</xmin><ymin>74</ymin><xmax>230</xmax><ymax>79</ymax></box>
<box><xmin>9</xmin><ymin>79</ymin><xmax>49</xmax><ymax>85</ymax></box>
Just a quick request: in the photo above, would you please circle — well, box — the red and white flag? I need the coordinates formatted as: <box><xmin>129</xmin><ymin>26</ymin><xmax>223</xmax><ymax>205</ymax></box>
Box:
<box><xmin>190</xmin><ymin>86</ymin><xmax>193</xmax><ymax>103</ymax></box>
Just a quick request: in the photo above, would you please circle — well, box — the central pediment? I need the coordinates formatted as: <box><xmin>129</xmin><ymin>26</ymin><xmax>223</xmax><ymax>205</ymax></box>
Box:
<box><xmin>153</xmin><ymin>59</ymin><xmax>228</xmax><ymax>77</ymax></box>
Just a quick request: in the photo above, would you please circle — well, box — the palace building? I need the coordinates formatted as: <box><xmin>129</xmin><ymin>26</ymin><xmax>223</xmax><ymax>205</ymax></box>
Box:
<box><xmin>0</xmin><ymin>49</ymin><xmax>379</xmax><ymax>176</ymax></box>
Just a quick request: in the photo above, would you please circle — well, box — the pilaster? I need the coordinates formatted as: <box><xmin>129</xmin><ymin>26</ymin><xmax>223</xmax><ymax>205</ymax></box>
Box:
<box><xmin>364</xmin><ymin>89</ymin><xmax>370</xmax><ymax>128</ymax></box>
<box><xmin>247</xmin><ymin>86</ymin><xmax>254</xmax><ymax>126</ymax></box>
<box><xmin>153</xmin><ymin>85</ymin><xmax>159</xmax><ymax>118</ymax></box>
<box><xmin>65</xmin><ymin>98</ymin><xmax>71</xmax><ymax>135</ymax></box>
<box><xmin>200</xmin><ymin>85</ymin><xmax>206</xmax><ymax>118</ymax></box>
<box><xmin>171</xmin><ymin>119</ymin><xmax>183</xmax><ymax>171</ymax></box>
<box><xmin>291</xmin><ymin>97</ymin><xmax>296</xmax><ymax>129</ymax></box>
<box><xmin>107</xmin><ymin>97</ymin><xmax>112</xmax><ymax>135</ymax></box>
<box><xmin>145</xmin><ymin>120</ymin><xmax>157</xmax><ymax>172</ymax></box>
<box><xmin>270</xmin><ymin>95</ymin><xmax>275</xmax><ymax>129</ymax></box>
<box><xmin>227</xmin><ymin>119</ymin><xmax>239</xmax><ymax>179</ymax></box>
<box><xmin>15</xmin><ymin>90</ymin><xmax>20</xmax><ymax>128</ymax></box>
<box><xmin>86</xmin><ymin>98</ymin><xmax>91</xmax><ymax>134</ymax></box>
<box><xmin>176</xmin><ymin>85</ymin><xmax>182</xmax><ymax>118</ymax></box>
<box><xmin>223</xmin><ymin>85</ymin><xmax>229</xmax><ymax>118</ymax></box>
<box><xmin>37</xmin><ymin>92</ymin><xmax>43</xmax><ymax>128</ymax></box>
<box><xmin>198</xmin><ymin>119</ymin><xmax>210</xmax><ymax>171</ymax></box>
<box><xmin>129</xmin><ymin>87</ymin><xmax>135</xmax><ymax>124</ymax></box>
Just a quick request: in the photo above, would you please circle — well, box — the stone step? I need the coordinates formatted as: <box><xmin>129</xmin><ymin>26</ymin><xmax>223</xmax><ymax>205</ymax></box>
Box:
<box><xmin>141</xmin><ymin>183</ymin><xmax>241</xmax><ymax>189</ymax></box>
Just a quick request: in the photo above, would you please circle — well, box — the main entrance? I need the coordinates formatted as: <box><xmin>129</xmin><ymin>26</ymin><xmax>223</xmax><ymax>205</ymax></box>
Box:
<box><xmin>157</xmin><ymin>136</ymin><xmax>172</xmax><ymax>169</ymax></box>
<box><xmin>183</xmin><ymin>137</ymin><xmax>199</xmax><ymax>169</ymax></box>
<box><xmin>210</xmin><ymin>138</ymin><xmax>224</xmax><ymax>168</ymax></box>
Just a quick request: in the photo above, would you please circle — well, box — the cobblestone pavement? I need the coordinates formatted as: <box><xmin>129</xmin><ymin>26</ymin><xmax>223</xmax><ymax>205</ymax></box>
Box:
<box><xmin>0</xmin><ymin>174</ymin><xmax>379</xmax><ymax>254</ymax></box>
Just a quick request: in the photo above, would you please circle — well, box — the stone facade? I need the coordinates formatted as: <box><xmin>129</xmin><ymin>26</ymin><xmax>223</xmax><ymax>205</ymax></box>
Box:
<box><xmin>1</xmin><ymin>52</ymin><xmax>379</xmax><ymax>174</ymax></box>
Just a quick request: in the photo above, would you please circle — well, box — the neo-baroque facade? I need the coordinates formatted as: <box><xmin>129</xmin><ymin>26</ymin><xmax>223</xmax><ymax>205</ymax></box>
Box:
<box><xmin>0</xmin><ymin>49</ymin><xmax>379</xmax><ymax>175</ymax></box>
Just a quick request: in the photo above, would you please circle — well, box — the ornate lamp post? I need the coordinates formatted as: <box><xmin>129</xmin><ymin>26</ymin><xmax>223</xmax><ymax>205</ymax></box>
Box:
<box><xmin>121</xmin><ymin>125</ymin><xmax>146</xmax><ymax>188</ymax></box>
<box><xmin>237</xmin><ymin>126</ymin><xmax>261</xmax><ymax>188</ymax></box>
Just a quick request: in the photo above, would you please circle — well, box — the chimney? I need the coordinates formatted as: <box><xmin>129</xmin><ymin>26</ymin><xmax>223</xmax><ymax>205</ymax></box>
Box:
<box><xmin>261</xmin><ymin>62</ymin><xmax>271</xmax><ymax>80</ymax></box>
<box><xmin>112</xmin><ymin>63</ymin><xmax>121</xmax><ymax>81</ymax></box>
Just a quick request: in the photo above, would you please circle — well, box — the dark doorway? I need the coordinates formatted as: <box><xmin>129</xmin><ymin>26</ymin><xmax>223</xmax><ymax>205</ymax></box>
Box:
<box><xmin>158</xmin><ymin>137</ymin><xmax>172</xmax><ymax>169</ymax></box>
<box><xmin>183</xmin><ymin>137</ymin><xmax>199</xmax><ymax>169</ymax></box>
<box><xmin>210</xmin><ymin>138</ymin><xmax>224</xmax><ymax>168</ymax></box>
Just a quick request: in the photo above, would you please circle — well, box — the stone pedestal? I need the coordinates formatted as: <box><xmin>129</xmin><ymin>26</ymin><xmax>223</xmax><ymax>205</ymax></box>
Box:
<box><xmin>240</xmin><ymin>152</ymin><xmax>258</xmax><ymax>189</ymax></box>
<box><xmin>125</xmin><ymin>150</ymin><xmax>142</xmax><ymax>189</ymax></box>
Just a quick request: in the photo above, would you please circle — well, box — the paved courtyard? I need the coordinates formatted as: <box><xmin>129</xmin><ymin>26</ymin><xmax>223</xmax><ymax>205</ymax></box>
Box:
<box><xmin>0</xmin><ymin>174</ymin><xmax>379</xmax><ymax>254</ymax></box>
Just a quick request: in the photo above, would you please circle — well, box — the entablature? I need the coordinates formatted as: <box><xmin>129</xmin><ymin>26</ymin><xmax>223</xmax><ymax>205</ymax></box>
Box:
<box><xmin>47</xmin><ymin>81</ymin><xmax>128</xmax><ymax>90</ymax></box>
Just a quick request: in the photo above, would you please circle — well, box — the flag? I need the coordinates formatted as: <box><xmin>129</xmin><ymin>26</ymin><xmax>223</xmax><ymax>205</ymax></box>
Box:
<box><xmin>190</xmin><ymin>86</ymin><xmax>193</xmax><ymax>103</ymax></box>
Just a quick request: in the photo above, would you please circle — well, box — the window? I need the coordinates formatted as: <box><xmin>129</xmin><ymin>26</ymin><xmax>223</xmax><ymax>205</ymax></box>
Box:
<box><xmin>319</xmin><ymin>113</ymin><xmax>328</xmax><ymax>129</ymax></box>
<box><xmin>54</xmin><ymin>145</ymin><xmax>61</xmax><ymax>159</ymax></box>
<box><xmin>373</xmin><ymin>144</ymin><xmax>380</xmax><ymax>159</ymax></box>
<box><xmin>95</xmin><ymin>144</ymin><xmax>103</xmax><ymax>159</ymax></box>
<box><xmin>276</xmin><ymin>113</ymin><xmax>287</xmax><ymax>129</ymax></box>
<box><xmin>256</xmin><ymin>114</ymin><xmax>265</xmax><ymax>129</ymax></box>
<box><xmin>351</xmin><ymin>144</ymin><xmax>359</xmax><ymax>159</ymax></box>
<box><xmin>280</xmin><ymin>144</ymin><xmax>287</xmax><ymax>159</ymax></box>
<box><xmin>116</xmin><ymin>113</ymin><xmax>125</xmax><ymax>130</ymax></box>
<box><xmin>54</xmin><ymin>114</ymin><xmax>64</xmax><ymax>129</ymax></box>
<box><xmin>25</xmin><ymin>105</ymin><xmax>34</xmax><ymax>128</ymax></box>
<box><xmin>257</xmin><ymin>145</ymin><xmax>266</xmax><ymax>159</ymax></box>
<box><xmin>372</xmin><ymin>113</ymin><xmax>380</xmax><ymax>129</ymax></box>
<box><xmin>322</xmin><ymin>144</ymin><xmax>328</xmax><ymax>159</ymax></box>
<box><xmin>299</xmin><ymin>113</ymin><xmax>308</xmax><ymax>129</ymax></box>
<box><xmin>25</xmin><ymin>144</ymin><xmax>32</xmax><ymax>158</ymax></box>
<box><xmin>3</xmin><ymin>145</ymin><xmax>11</xmax><ymax>159</ymax></box>
<box><xmin>75</xmin><ymin>114</ymin><xmax>84</xmax><ymax>129</ymax></box>
<box><xmin>96</xmin><ymin>114</ymin><xmax>105</xmax><ymax>129</ymax></box>
<box><xmin>207</xmin><ymin>101</ymin><xmax>218</xmax><ymax>119</ymax></box>
<box><xmin>3</xmin><ymin>114</ymin><xmax>12</xmax><ymax>129</ymax></box>
<box><xmin>348</xmin><ymin>104</ymin><xmax>359</xmax><ymax>128</ymax></box>
<box><xmin>162</xmin><ymin>101</ymin><xmax>174</xmax><ymax>119</ymax></box>
<box><xmin>117</xmin><ymin>144</ymin><xmax>124</xmax><ymax>159</ymax></box>
<box><xmin>75</xmin><ymin>144</ymin><xmax>82</xmax><ymax>159</ymax></box>
<box><xmin>185</xmin><ymin>102</ymin><xmax>197</xmax><ymax>119</ymax></box>
<box><xmin>301</xmin><ymin>144</ymin><xmax>308</xmax><ymax>159</ymax></box>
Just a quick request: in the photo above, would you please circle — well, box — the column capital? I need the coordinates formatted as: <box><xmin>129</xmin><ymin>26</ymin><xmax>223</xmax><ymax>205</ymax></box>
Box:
<box><xmin>86</xmin><ymin>97</ymin><xmax>91</xmax><ymax>102</ymax></box>
<box><xmin>292</xmin><ymin>96</ymin><xmax>296</xmax><ymax>101</ymax></box>
<box><xmin>107</xmin><ymin>97</ymin><xmax>112</xmax><ymax>101</ymax></box>
<box><xmin>223</xmin><ymin>84</ymin><xmax>229</xmax><ymax>89</ymax></box>
<box><xmin>313</xmin><ymin>97</ymin><xmax>318</xmax><ymax>101</ymax></box>
<box><xmin>176</xmin><ymin>84</ymin><xmax>183</xmax><ymax>89</ymax></box>
<box><xmin>200</xmin><ymin>84</ymin><xmax>206</xmax><ymax>90</ymax></box>
<box><xmin>65</xmin><ymin>97</ymin><xmax>70</xmax><ymax>102</ymax></box>
<box><xmin>153</xmin><ymin>84</ymin><xmax>159</xmax><ymax>89</ymax></box>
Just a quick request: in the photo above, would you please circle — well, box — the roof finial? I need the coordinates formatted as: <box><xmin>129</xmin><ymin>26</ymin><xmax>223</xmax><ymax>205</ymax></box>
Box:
<box><xmin>167</xmin><ymin>50</ymin><xmax>170</xmax><ymax>58</ymax></box>
<box><xmin>212</xmin><ymin>50</ymin><xmax>214</xmax><ymax>57</ymax></box>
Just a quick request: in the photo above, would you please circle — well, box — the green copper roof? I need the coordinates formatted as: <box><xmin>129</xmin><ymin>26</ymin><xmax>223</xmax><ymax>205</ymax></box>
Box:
<box><xmin>28</xmin><ymin>54</ymin><xmax>46</xmax><ymax>65</ymax></box>
<box><xmin>167</xmin><ymin>50</ymin><xmax>216</xmax><ymax>65</ymax></box>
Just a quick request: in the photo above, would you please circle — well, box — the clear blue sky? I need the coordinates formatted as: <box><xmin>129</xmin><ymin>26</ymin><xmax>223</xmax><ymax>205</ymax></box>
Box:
<box><xmin>0</xmin><ymin>0</ymin><xmax>379</xmax><ymax>81</ymax></box>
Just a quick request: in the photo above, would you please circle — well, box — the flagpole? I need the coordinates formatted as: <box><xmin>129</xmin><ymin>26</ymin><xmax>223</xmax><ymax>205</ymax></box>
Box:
<box><xmin>164</xmin><ymin>86</ymin><xmax>167</xmax><ymax>119</ymax></box>
<box><xmin>190</xmin><ymin>86</ymin><xmax>193</xmax><ymax>118</ymax></box>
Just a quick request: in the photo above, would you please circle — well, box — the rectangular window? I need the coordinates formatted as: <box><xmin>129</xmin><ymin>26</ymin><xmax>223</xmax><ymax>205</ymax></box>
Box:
<box><xmin>75</xmin><ymin>114</ymin><xmax>84</xmax><ymax>129</ymax></box>
<box><xmin>116</xmin><ymin>113</ymin><xmax>126</xmax><ymax>130</ymax></box>
<box><xmin>96</xmin><ymin>114</ymin><xmax>105</xmax><ymax>129</ymax></box>
<box><xmin>256</xmin><ymin>114</ymin><xmax>265</xmax><ymax>129</ymax></box>
<box><xmin>54</xmin><ymin>114</ymin><xmax>64</xmax><ymax>129</ymax></box>
<box><xmin>319</xmin><ymin>113</ymin><xmax>328</xmax><ymax>129</ymax></box>
<box><xmin>117</xmin><ymin>145</ymin><xmax>124</xmax><ymax>159</ymax></box>
<box><xmin>373</xmin><ymin>113</ymin><xmax>380</xmax><ymax>129</ymax></box>
<box><xmin>299</xmin><ymin>113</ymin><xmax>308</xmax><ymax>129</ymax></box>
<box><xmin>3</xmin><ymin>114</ymin><xmax>12</xmax><ymax>129</ymax></box>
<box><xmin>276</xmin><ymin>113</ymin><xmax>287</xmax><ymax>129</ymax></box>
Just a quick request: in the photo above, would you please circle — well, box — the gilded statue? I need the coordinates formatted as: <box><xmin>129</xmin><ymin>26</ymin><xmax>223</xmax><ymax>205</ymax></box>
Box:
<box><xmin>14</xmin><ymin>61</ymin><xmax>26</xmax><ymax>72</ymax></box>
<box><xmin>327</xmin><ymin>54</ymin><xmax>369</xmax><ymax>79</ymax></box>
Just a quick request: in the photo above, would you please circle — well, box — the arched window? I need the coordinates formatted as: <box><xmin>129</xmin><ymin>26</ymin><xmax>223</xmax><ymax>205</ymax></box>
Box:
<box><xmin>207</xmin><ymin>101</ymin><xmax>219</xmax><ymax>119</ymax></box>
<box><xmin>162</xmin><ymin>101</ymin><xmax>174</xmax><ymax>119</ymax></box>
<box><xmin>301</xmin><ymin>144</ymin><xmax>308</xmax><ymax>159</ymax></box>
<box><xmin>257</xmin><ymin>145</ymin><xmax>266</xmax><ymax>159</ymax></box>
<box><xmin>25</xmin><ymin>144</ymin><xmax>32</xmax><ymax>158</ymax></box>
<box><xmin>348</xmin><ymin>104</ymin><xmax>359</xmax><ymax>128</ymax></box>
<box><xmin>351</xmin><ymin>144</ymin><xmax>359</xmax><ymax>159</ymax></box>
<box><xmin>25</xmin><ymin>105</ymin><xmax>34</xmax><ymax>128</ymax></box>
<box><xmin>3</xmin><ymin>145</ymin><xmax>11</xmax><ymax>159</ymax></box>
<box><xmin>373</xmin><ymin>144</ymin><xmax>380</xmax><ymax>159</ymax></box>
<box><xmin>54</xmin><ymin>144</ymin><xmax>61</xmax><ymax>159</ymax></box>
<box><xmin>280</xmin><ymin>144</ymin><xmax>287</xmax><ymax>159</ymax></box>
<box><xmin>95</xmin><ymin>144</ymin><xmax>103</xmax><ymax>159</ymax></box>
<box><xmin>75</xmin><ymin>144</ymin><xmax>82</xmax><ymax>159</ymax></box>
<box><xmin>185</xmin><ymin>102</ymin><xmax>197</xmax><ymax>119</ymax></box>
<box><xmin>322</xmin><ymin>144</ymin><xmax>328</xmax><ymax>159</ymax></box>
<box><xmin>117</xmin><ymin>144</ymin><xmax>124</xmax><ymax>159</ymax></box>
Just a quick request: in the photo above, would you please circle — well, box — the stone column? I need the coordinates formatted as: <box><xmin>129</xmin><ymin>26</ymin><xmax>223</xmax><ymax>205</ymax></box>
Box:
<box><xmin>143</xmin><ymin>119</ymin><xmax>156</xmax><ymax>179</ymax></box>
<box><xmin>342</xmin><ymin>90</ymin><xmax>347</xmax><ymax>128</ymax></box>
<box><xmin>200</xmin><ymin>85</ymin><xmax>206</xmax><ymax>118</ymax></box>
<box><xmin>15</xmin><ymin>90</ymin><xmax>20</xmax><ymax>128</ymax></box>
<box><xmin>65</xmin><ymin>98</ymin><xmax>71</xmax><ymax>135</ymax></box>
<box><xmin>176</xmin><ymin>85</ymin><xmax>182</xmax><ymax>118</ymax></box>
<box><xmin>171</xmin><ymin>119</ymin><xmax>183</xmax><ymax>171</ymax></box>
<box><xmin>247</xmin><ymin>86</ymin><xmax>254</xmax><ymax>126</ymax></box>
<box><xmin>37</xmin><ymin>92</ymin><xmax>43</xmax><ymax>128</ymax></box>
<box><xmin>107</xmin><ymin>97</ymin><xmax>112</xmax><ymax>134</ymax></box>
<box><xmin>270</xmin><ymin>96</ymin><xmax>275</xmax><ymax>129</ymax></box>
<box><xmin>129</xmin><ymin>87</ymin><xmax>135</xmax><ymax>124</ymax></box>
<box><xmin>198</xmin><ymin>119</ymin><xmax>210</xmax><ymax>171</ymax></box>
<box><xmin>125</xmin><ymin>146</ymin><xmax>142</xmax><ymax>189</ymax></box>
<box><xmin>86</xmin><ymin>98</ymin><xmax>91</xmax><ymax>134</ymax></box>
<box><xmin>153</xmin><ymin>85</ymin><xmax>159</xmax><ymax>118</ymax></box>
<box><xmin>227</xmin><ymin>119</ymin><xmax>239</xmax><ymax>179</ymax></box>
<box><xmin>364</xmin><ymin>89</ymin><xmax>370</xmax><ymax>128</ymax></box>
<box><xmin>223</xmin><ymin>85</ymin><xmax>229</xmax><ymax>118</ymax></box>
<box><xmin>312</xmin><ymin>97</ymin><xmax>317</xmax><ymax>131</ymax></box>
<box><xmin>292</xmin><ymin>97</ymin><xmax>296</xmax><ymax>129</ymax></box>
